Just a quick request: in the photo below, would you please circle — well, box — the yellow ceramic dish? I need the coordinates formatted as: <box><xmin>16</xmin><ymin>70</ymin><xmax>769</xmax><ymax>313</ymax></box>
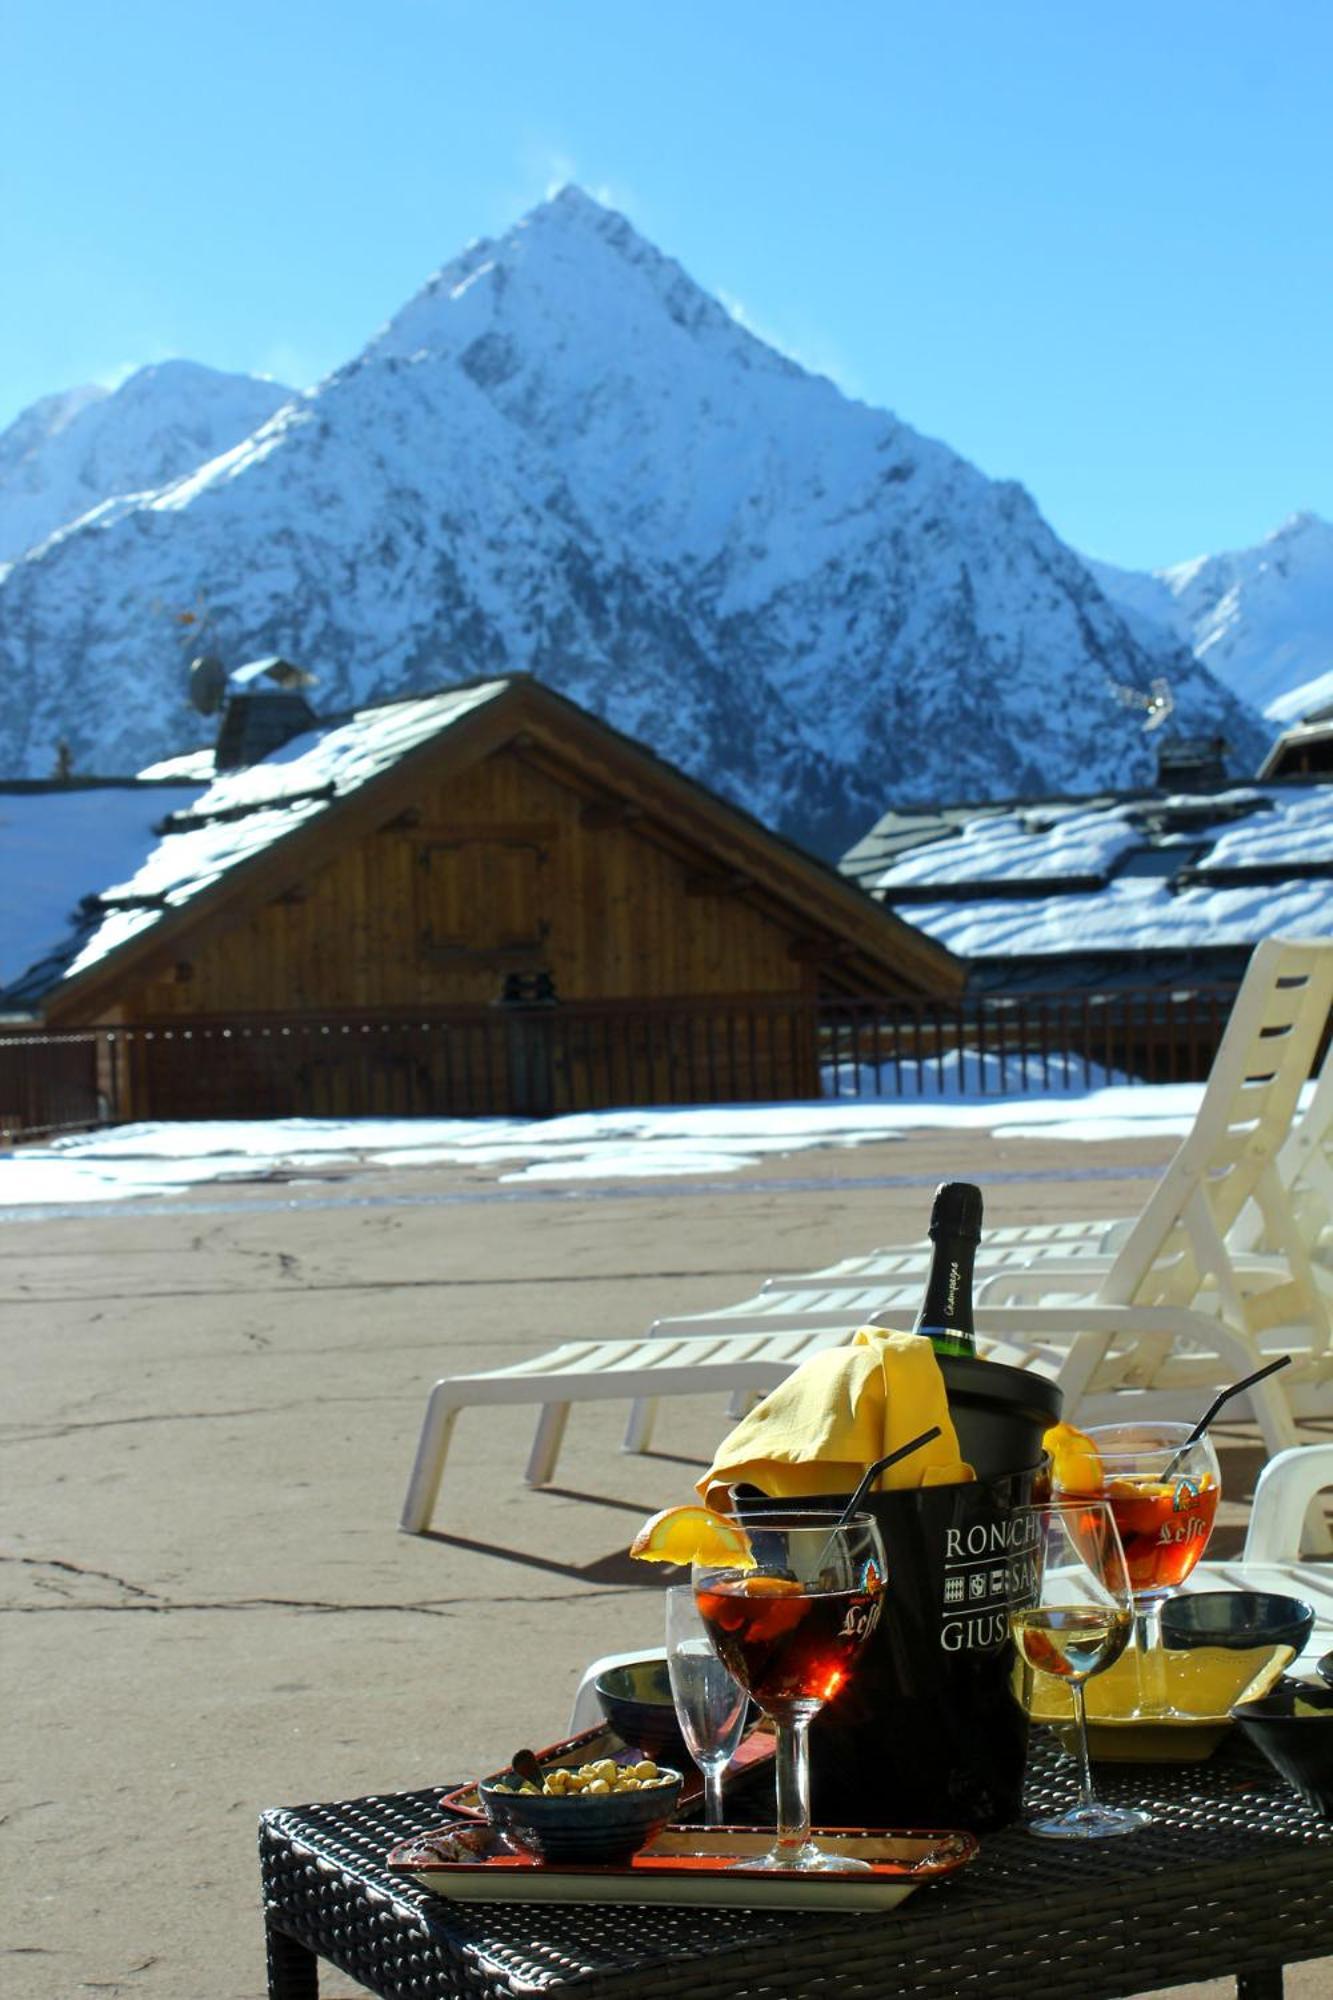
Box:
<box><xmin>1023</xmin><ymin>1643</ymin><xmax>1294</xmax><ymax>1761</ymax></box>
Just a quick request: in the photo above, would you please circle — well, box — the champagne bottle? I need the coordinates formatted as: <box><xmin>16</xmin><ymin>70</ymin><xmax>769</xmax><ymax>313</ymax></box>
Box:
<box><xmin>912</xmin><ymin>1181</ymin><xmax>981</xmax><ymax>1360</ymax></box>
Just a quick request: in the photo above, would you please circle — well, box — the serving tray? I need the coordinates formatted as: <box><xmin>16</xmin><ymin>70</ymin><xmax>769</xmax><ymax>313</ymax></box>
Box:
<box><xmin>388</xmin><ymin>1820</ymin><xmax>977</xmax><ymax>1910</ymax></box>
<box><xmin>1024</xmin><ymin>1642</ymin><xmax>1293</xmax><ymax>1761</ymax></box>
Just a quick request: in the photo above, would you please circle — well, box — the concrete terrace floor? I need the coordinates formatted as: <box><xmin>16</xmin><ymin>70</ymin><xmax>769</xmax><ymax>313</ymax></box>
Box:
<box><xmin>1</xmin><ymin>1122</ymin><xmax>1328</xmax><ymax>2000</ymax></box>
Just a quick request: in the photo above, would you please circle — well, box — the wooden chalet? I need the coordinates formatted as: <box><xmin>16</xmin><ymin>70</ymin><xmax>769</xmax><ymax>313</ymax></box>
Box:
<box><xmin>3</xmin><ymin>673</ymin><xmax>961</xmax><ymax>1120</ymax></box>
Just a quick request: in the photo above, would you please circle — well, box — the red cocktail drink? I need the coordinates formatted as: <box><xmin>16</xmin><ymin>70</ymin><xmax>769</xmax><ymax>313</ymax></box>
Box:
<box><xmin>1105</xmin><ymin>1474</ymin><xmax>1219</xmax><ymax>1597</ymax></box>
<box><xmin>696</xmin><ymin>1575</ymin><xmax>881</xmax><ymax>1712</ymax></box>
<box><xmin>693</xmin><ymin>1512</ymin><xmax>885</xmax><ymax>1871</ymax></box>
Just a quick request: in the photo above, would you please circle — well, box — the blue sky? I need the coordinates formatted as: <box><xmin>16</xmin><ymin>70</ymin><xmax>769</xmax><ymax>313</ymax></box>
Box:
<box><xmin>4</xmin><ymin>0</ymin><xmax>1330</xmax><ymax>569</ymax></box>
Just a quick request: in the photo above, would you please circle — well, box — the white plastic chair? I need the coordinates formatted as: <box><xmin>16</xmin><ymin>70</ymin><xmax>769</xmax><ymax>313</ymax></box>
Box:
<box><xmin>1243</xmin><ymin>1443</ymin><xmax>1333</xmax><ymax>1562</ymax></box>
<box><xmin>399</xmin><ymin>1328</ymin><xmax>858</xmax><ymax>1532</ymax></box>
<box><xmin>758</xmin><ymin>1043</ymin><xmax>1331</xmax><ymax>1298</ymax></box>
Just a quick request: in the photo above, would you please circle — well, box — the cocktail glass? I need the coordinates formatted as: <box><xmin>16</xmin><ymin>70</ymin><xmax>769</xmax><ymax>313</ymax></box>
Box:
<box><xmin>694</xmin><ymin>1511</ymin><xmax>885</xmax><ymax>1871</ymax></box>
<box><xmin>1059</xmin><ymin>1421</ymin><xmax>1221</xmax><ymax>1716</ymax></box>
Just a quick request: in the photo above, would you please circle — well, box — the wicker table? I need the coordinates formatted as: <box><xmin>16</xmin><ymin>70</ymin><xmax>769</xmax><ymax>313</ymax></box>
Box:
<box><xmin>259</xmin><ymin>1738</ymin><xmax>1331</xmax><ymax>2000</ymax></box>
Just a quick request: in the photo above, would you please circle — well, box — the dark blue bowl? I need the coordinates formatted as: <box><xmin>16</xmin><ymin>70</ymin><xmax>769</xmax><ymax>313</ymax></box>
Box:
<box><xmin>594</xmin><ymin>1658</ymin><xmax>691</xmax><ymax>1766</ymax></box>
<box><xmin>1161</xmin><ymin>1591</ymin><xmax>1315</xmax><ymax>1659</ymax></box>
<box><xmin>479</xmin><ymin>1764</ymin><xmax>683</xmax><ymax>1865</ymax></box>
<box><xmin>1231</xmin><ymin>1682</ymin><xmax>1333</xmax><ymax>1818</ymax></box>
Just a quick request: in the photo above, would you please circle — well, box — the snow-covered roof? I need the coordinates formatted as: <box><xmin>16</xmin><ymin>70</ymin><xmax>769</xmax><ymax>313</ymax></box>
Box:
<box><xmin>0</xmin><ymin>783</ymin><xmax>204</xmax><ymax>998</ymax></box>
<box><xmin>0</xmin><ymin>679</ymin><xmax>508</xmax><ymax>1009</ymax></box>
<box><xmin>841</xmin><ymin>782</ymin><xmax>1333</xmax><ymax>974</ymax></box>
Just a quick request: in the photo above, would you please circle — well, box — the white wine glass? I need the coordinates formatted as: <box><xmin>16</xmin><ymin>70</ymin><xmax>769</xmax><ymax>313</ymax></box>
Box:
<box><xmin>1009</xmin><ymin>1500</ymin><xmax>1148</xmax><ymax>1839</ymax></box>
<box><xmin>664</xmin><ymin>1584</ymin><xmax>748</xmax><ymax>1825</ymax></box>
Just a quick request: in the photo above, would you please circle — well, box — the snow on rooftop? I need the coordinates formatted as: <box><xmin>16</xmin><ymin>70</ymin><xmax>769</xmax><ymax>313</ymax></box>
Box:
<box><xmin>137</xmin><ymin>748</ymin><xmax>217</xmax><ymax>782</ymax></box>
<box><xmin>873</xmin><ymin>783</ymin><xmax>1333</xmax><ymax>958</ymax></box>
<box><xmin>875</xmin><ymin>801</ymin><xmax>1139</xmax><ymax>889</ymax></box>
<box><xmin>906</xmin><ymin>874</ymin><xmax>1332</xmax><ymax>958</ymax></box>
<box><xmin>2</xmin><ymin>680</ymin><xmax>510</xmax><ymax>1001</ymax></box>
<box><xmin>0</xmin><ymin>785</ymin><xmax>204</xmax><ymax>985</ymax></box>
<box><xmin>1202</xmin><ymin>786</ymin><xmax>1333</xmax><ymax>869</ymax></box>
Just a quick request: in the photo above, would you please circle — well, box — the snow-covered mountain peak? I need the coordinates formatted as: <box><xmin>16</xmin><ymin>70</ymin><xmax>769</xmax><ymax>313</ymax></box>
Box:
<box><xmin>0</xmin><ymin>196</ymin><xmax>1269</xmax><ymax>849</ymax></box>
<box><xmin>1089</xmin><ymin>512</ymin><xmax>1333</xmax><ymax>724</ymax></box>
<box><xmin>371</xmin><ymin>186</ymin><xmax>797</xmax><ymax>385</ymax></box>
<box><xmin>0</xmin><ymin>361</ymin><xmax>294</xmax><ymax>564</ymax></box>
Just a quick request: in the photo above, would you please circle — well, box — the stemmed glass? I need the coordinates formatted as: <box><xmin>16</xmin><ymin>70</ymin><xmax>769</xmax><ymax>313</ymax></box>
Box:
<box><xmin>664</xmin><ymin>1585</ymin><xmax>749</xmax><ymax>1826</ymax></box>
<box><xmin>1009</xmin><ymin>1500</ymin><xmax>1148</xmax><ymax>1839</ymax></box>
<box><xmin>1059</xmin><ymin>1421</ymin><xmax>1221</xmax><ymax>1716</ymax></box>
<box><xmin>693</xmin><ymin>1512</ymin><xmax>885</xmax><ymax>1872</ymax></box>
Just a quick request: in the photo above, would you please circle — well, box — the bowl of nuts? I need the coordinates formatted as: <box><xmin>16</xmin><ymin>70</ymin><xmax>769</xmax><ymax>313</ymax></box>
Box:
<box><xmin>479</xmin><ymin>1750</ymin><xmax>684</xmax><ymax>1865</ymax></box>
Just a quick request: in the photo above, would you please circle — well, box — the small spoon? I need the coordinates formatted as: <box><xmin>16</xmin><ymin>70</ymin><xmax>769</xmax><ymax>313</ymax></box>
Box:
<box><xmin>510</xmin><ymin>1748</ymin><xmax>545</xmax><ymax>1789</ymax></box>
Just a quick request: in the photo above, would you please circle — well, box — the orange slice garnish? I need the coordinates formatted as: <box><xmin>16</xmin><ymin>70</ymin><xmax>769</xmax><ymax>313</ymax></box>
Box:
<box><xmin>1043</xmin><ymin>1420</ymin><xmax>1104</xmax><ymax>1496</ymax></box>
<box><xmin>629</xmin><ymin>1505</ymin><xmax>755</xmax><ymax>1568</ymax></box>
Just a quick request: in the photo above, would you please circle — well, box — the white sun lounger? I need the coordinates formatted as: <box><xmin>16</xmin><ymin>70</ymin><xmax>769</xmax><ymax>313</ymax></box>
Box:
<box><xmin>401</xmin><ymin>937</ymin><xmax>1331</xmax><ymax>1533</ymax></box>
<box><xmin>622</xmin><ymin>939</ymin><xmax>1333</xmax><ymax>1466</ymax></box>
<box><xmin>757</xmin><ymin>1041</ymin><xmax>1332</xmax><ymax>1295</ymax></box>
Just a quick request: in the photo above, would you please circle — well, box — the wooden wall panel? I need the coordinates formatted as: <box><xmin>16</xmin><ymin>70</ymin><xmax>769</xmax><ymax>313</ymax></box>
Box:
<box><xmin>125</xmin><ymin>746</ymin><xmax>816</xmax><ymax>1020</ymax></box>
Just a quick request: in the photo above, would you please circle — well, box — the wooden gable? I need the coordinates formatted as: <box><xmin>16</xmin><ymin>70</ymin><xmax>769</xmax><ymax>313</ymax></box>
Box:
<box><xmin>43</xmin><ymin>678</ymin><xmax>961</xmax><ymax>1028</ymax></box>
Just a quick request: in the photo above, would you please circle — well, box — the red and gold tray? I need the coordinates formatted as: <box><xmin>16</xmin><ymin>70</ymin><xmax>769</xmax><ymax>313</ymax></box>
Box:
<box><xmin>388</xmin><ymin>1820</ymin><xmax>977</xmax><ymax>1910</ymax></box>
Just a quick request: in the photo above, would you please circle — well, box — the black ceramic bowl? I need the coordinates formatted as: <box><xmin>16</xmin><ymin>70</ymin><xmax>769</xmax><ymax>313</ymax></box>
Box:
<box><xmin>1231</xmin><ymin>1682</ymin><xmax>1333</xmax><ymax>1818</ymax></box>
<box><xmin>1161</xmin><ymin>1590</ymin><xmax>1315</xmax><ymax>1659</ymax></box>
<box><xmin>479</xmin><ymin>1763</ymin><xmax>684</xmax><ymax>1865</ymax></box>
<box><xmin>594</xmin><ymin>1659</ymin><xmax>691</xmax><ymax>1765</ymax></box>
<box><xmin>1318</xmin><ymin>1650</ymin><xmax>1333</xmax><ymax>1688</ymax></box>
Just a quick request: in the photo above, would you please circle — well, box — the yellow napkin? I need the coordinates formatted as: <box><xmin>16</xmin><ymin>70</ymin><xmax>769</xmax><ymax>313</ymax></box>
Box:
<box><xmin>697</xmin><ymin>1326</ymin><xmax>974</xmax><ymax>1507</ymax></box>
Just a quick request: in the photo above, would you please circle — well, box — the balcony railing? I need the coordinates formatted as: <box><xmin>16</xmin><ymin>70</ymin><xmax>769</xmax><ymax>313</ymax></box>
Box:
<box><xmin>0</xmin><ymin>981</ymin><xmax>1260</xmax><ymax>1143</ymax></box>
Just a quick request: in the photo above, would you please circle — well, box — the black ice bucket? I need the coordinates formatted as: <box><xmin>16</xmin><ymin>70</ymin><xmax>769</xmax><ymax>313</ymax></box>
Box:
<box><xmin>741</xmin><ymin>1355</ymin><xmax>1062</xmax><ymax>1833</ymax></box>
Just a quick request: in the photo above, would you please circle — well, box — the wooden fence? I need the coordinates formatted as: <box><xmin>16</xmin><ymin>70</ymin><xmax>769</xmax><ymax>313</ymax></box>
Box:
<box><xmin>0</xmin><ymin>982</ymin><xmax>1262</xmax><ymax>1143</ymax></box>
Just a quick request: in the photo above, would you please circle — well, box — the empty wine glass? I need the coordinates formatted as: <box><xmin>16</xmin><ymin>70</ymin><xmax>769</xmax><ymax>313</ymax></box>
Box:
<box><xmin>1009</xmin><ymin>1500</ymin><xmax>1148</xmax><ymax>1839</ymax></box>
<box><xmin>664</xmin><ymin>1584</ymin><xmax>748</xmax><ymax>1825</ymax></box>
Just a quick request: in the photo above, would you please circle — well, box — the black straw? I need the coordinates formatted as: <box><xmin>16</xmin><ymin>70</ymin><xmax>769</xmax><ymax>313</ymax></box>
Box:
<box><xmin>833</xmin><ymin>1427</ymin><xmax>943</xmax><ymax>1531</ymax></box>
<box><xmin>1163</xmin><ymin>1356</ymin><xmax>1292</xmax><ymax>1479</ymax></box>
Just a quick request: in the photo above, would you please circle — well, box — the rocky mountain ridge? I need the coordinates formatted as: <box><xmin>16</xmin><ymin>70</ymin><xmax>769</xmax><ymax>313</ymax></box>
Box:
<box><xmin>0</xmin><ymin>188</ymin><xmax>1265</xmax><ymax>855</ymax></box>
<box><xmin>1087</xmin><ymin>511</ymin><xmax>1333</xmax><ymax>725</ymax></box>
<box><xmin>0</xmin><ymin>360</ymin><xmax>293</xmax><ymax>564</ymax></box>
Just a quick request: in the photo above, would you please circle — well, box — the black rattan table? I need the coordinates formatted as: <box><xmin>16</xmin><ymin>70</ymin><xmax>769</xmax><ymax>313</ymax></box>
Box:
<box><xmin>259</xmin><ymin>1738</ymin><xmax>1331</xmax><ymax>1999</ymax></box>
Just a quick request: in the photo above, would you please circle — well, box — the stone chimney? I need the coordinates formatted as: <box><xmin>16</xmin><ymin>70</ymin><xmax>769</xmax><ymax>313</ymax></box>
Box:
<box><xmin>214</xmin><ymin>658</ymin><xmax>320</xmax><ymax>770</ymax></box>
<box><xmin>1154</xmin><ymin>735</ymin><xmax>1228</xmax><ymax>793</ymax></box>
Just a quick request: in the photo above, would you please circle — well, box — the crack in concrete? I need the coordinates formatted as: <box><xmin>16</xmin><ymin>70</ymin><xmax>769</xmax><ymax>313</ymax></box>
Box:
<box><xmin>3</xmin><ymin>1585</ymin><xmax>636</xmax><ymax>1615</ymax></box>
<box><xmin>0</xmin><ymin>1265</ymin><xmax>766</xmax><ymax>1305</ymax></box>
<box><xmin>2</xmin><ymin>1553</ymin><xmax>640</xmax><ymax>1617</ymax></box>
<box><xmin>1</xmin><ymin>1395</ymin><xmax>404</xmax><ymax>1441</ymax></box>
<box><xmin>4</xmin><ymin>1554</ymin><xmax>164</xmax><ymax>1600</ymax></box>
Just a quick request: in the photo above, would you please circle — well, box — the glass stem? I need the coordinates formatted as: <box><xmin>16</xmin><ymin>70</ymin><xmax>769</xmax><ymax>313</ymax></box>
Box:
<box><xmin>702</xmin><ymin>1763</ymin><xmax>725</xmax><ymax>1828</ymax></box>
<box><xmin>1068</xmin><ymin>1679</ymin><xmax>1096</xmax><ymax>1815</ymax></box>
<box><xmin>772</xmin><ymin>1712</ymin><xmax>813</xmax><ymax>1858</ymax></box>
<box><xmin>1135</xmin><ymin>1599</ymin><xmax>1168</xmax><ymax>1716</ymax></box>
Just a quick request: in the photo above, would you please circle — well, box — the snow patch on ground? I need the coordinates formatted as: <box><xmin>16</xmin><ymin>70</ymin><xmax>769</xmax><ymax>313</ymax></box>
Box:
<box><xmin>0</xmin><ymin>1085</ymin><xmax>1209</xmax><ymax>1207</ymax></box>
